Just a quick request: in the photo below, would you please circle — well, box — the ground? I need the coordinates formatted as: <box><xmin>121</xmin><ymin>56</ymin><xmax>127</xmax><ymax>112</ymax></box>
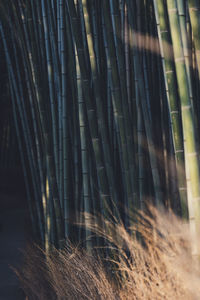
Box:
<box><xmin>0</xmin><ymin>169</ymin><xmax>30</xmax><ymax>300</ymax></box>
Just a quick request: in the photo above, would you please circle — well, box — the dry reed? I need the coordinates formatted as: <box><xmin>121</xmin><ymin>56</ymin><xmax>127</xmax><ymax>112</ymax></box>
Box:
<box><xmin>15</xmin><ymin>206</ymin><xmax>200</xmax><ymax>299</ymax></box>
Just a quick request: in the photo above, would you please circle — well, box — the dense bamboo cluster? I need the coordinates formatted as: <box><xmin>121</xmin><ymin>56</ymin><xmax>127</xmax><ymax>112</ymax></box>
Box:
<box><xmin>0</xmin><ymin>100</ymin><xmax>19</xmax><ymax>169</ymax></box>
<box><xmin>1</xmin><ymin>0</ymin><xmax>200</xmax><ymax>249</ymax></box>
<box><xmin>0</xmin><ymin>52</ymin><xmax>19</xmax><ymax>169</ymax></box>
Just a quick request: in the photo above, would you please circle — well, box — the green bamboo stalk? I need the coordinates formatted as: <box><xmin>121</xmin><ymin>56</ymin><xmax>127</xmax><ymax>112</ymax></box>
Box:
<box><xmin>126</xmin><ymin>0</ymin><xmax>164</xmax><ymax>207</ymax></box>
<box><xmin>187</xmin><ymin>0</ymin><xmax>200</xmax><ymax>152</ymax></box>
<box><xmin>81</xmin><ymin>0</ymin><xmax>119</xmax><ymax>206</ymax></box>
<box><xmin>188</xmin><ymin>0</ymin><xmax>200</xmax><ymax>81</ymax></box>
<box><xmin>103</xmin><ymin>0</ymin><xmax>136</xmax><ymax>220</ymax></box>
<box><xmin>137</xmin><ymin>103</ymin><xmax>146</xmax><ymax>210</ymax></box>
<box><xmin>15</xmin><ymin>0</ymin><xmax>64</xmax><ymax>247</ymax></box>
<box><xmin>0</xmin><ymin>18</ymin><xmax>46</xmax><ymax>223</ymax></box>
<box><xmin>11</xmin><ymin>1</ymin><xmax>52</xmax><ymax>246</ymax></box>
<box><xmin>60</xmin><ymin>0</ymin><xmax>70</xmax><ymax>238</ymax></box>
<box><xmin>112</xmin><ymin>0</ymin><xmax>137</xmax><ymax>211</ymax></box>
<box><xmin>67</xmin><ymin>0</ymin><xmax>112</xmax><ymax>217</ymax></box>
<box><xmin>124</xmin><ymin>3</ymin><xmax>131</xmax><ymax>108</ymax></box>
<box><xmin>41</xmin><ymin>0</ymin><xmax>59</xmax><ymax>187</ymax></box>
<box><xmin>153</xmin><ymin>0</ymin><xmax>188</xmax><ymax>217</ymax></box>
<box><xmin>76</xmin><ymin>46</ymin><xmax>92</xmax><ymax>249</ymax></box>
<box><xmin>167</xmin><ymin>0</ymin><xmax>200</xmax><ymax>242</ymax></box>
<box><xmin>65</xmin><ymin>4</ymin><xmax>81</xmax><ymax>226</ymax></box>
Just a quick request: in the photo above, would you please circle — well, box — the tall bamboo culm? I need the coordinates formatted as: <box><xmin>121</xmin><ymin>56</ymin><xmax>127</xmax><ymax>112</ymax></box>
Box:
<box><xmin>1</xmin><ymin>0</ymin><xmax>200</xmax><ymax>251</ymax></box>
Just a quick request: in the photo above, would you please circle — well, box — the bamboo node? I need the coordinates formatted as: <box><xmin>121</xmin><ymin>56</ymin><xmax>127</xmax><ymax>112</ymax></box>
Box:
<box><xmin>171</xmin><ymin>110</ymin><xmax>179</xmax><ymax>114</ymax></box>
<box><xmin>175</xmin><ymin>57</ymin><xmax>185</xmax><ymax>62</ymax></box>
<box><xmin>189</xmin><ymin>7</ymin><xmax>200</xmax><ymax>12</ymax></box>
<box><xmin>187</xmin><ymin>152</ymin><xmax>198</xmax><ymax>157</ymax></box>
<box><xmin>168</xmin><ymin>8</ymin><xmax>178</xmax><ymax>14</ymax></box>
<box><xmin>160</xmin><ymin>30</ymin><xmax>168</xmax><ymax>34</ymax></box>
<box><xmin>175</xmin><ymin>150</ymin><xmax>184</xmax><ymax>153</ymax></box>
<box><xmin>179</xmin><ymin>187</ymin><xmax>187</xmax><ymax>191</ymax></box>
<box><xmin>181</xmin><ymin>105</ymin><xmax>191</xmax><ymax>110</ymax></box>
<box><xmin>193</xmin><ymin>197</ymin><xmax>200</xmax><ymax>202</ymax></box>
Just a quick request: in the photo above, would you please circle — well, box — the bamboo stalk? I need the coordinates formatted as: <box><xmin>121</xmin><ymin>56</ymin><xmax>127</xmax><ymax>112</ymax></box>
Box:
<box><xmin>153</xmin><ymin>0</ymin><xmax>188</xmax><ymax>217</ymax></box>
<box><xmin>167</xmin><ymin>0</ymin><xmax>200</xmax><ymax>251</ymax></box>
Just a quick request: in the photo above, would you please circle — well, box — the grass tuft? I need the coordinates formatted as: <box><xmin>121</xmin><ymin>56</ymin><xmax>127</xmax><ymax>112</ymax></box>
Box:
<box><xmin>15</xmin><ymin>206</ymin><xmax>200</xmax><ymax>299</ymax></box>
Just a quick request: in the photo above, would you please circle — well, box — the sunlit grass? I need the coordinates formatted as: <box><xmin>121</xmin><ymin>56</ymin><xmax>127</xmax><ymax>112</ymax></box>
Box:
<box><xmin>15</xmin><ymin>205</ymin><xmax>200</xmax><ymax>300</ymax></box>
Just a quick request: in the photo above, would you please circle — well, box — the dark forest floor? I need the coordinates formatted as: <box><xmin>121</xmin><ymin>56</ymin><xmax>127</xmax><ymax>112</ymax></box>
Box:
<box><xmin>0</xmin><ymin>169</ymin><xmax>30</xmax><ymax>300</ymax></box>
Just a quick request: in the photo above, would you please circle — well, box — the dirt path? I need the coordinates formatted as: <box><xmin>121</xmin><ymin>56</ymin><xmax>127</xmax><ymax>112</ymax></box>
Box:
<box><xmin>0</xmin><ymin>193</ymin><xmax>28</xmax><ymax>300</ymax></box>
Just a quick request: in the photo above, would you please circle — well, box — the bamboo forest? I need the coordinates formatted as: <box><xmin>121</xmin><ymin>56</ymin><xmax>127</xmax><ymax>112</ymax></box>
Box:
<box><xmin>1</xmin><ymin>0</ymin><xmax>200</xmax><ymax>299</ymax></box>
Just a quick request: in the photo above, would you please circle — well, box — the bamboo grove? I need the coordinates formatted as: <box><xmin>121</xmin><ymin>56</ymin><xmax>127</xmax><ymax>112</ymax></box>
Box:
<box><xmin>1</xmin><ymin>0</ymin><xmax>200</xmax><ymax>250</ymax></box>
<box><xmin>0</xmin><ymin>50</ymin><xmax>19</xmax><ymax>169</ymax></box>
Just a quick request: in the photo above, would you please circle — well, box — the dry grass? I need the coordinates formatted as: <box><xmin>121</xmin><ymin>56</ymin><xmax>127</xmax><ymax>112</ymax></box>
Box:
<box><xmin>15</xmin><ymin>206</ymin><xmax>200</xmax><ymax>299</ymax></box>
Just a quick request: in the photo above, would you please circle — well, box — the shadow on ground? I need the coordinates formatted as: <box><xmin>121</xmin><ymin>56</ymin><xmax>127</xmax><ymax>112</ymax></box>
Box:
<box><xmin>0</xmin><ymin>168</ymin><xmax>31</xmax><ymax>300</ymax></box>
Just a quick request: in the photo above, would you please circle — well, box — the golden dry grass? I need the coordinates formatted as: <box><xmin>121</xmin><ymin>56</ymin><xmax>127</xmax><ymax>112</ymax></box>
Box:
<box><xmin>15</xmin><ymin>206</ymin><xmax>200</xmax><ymax>299</ymax></box>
